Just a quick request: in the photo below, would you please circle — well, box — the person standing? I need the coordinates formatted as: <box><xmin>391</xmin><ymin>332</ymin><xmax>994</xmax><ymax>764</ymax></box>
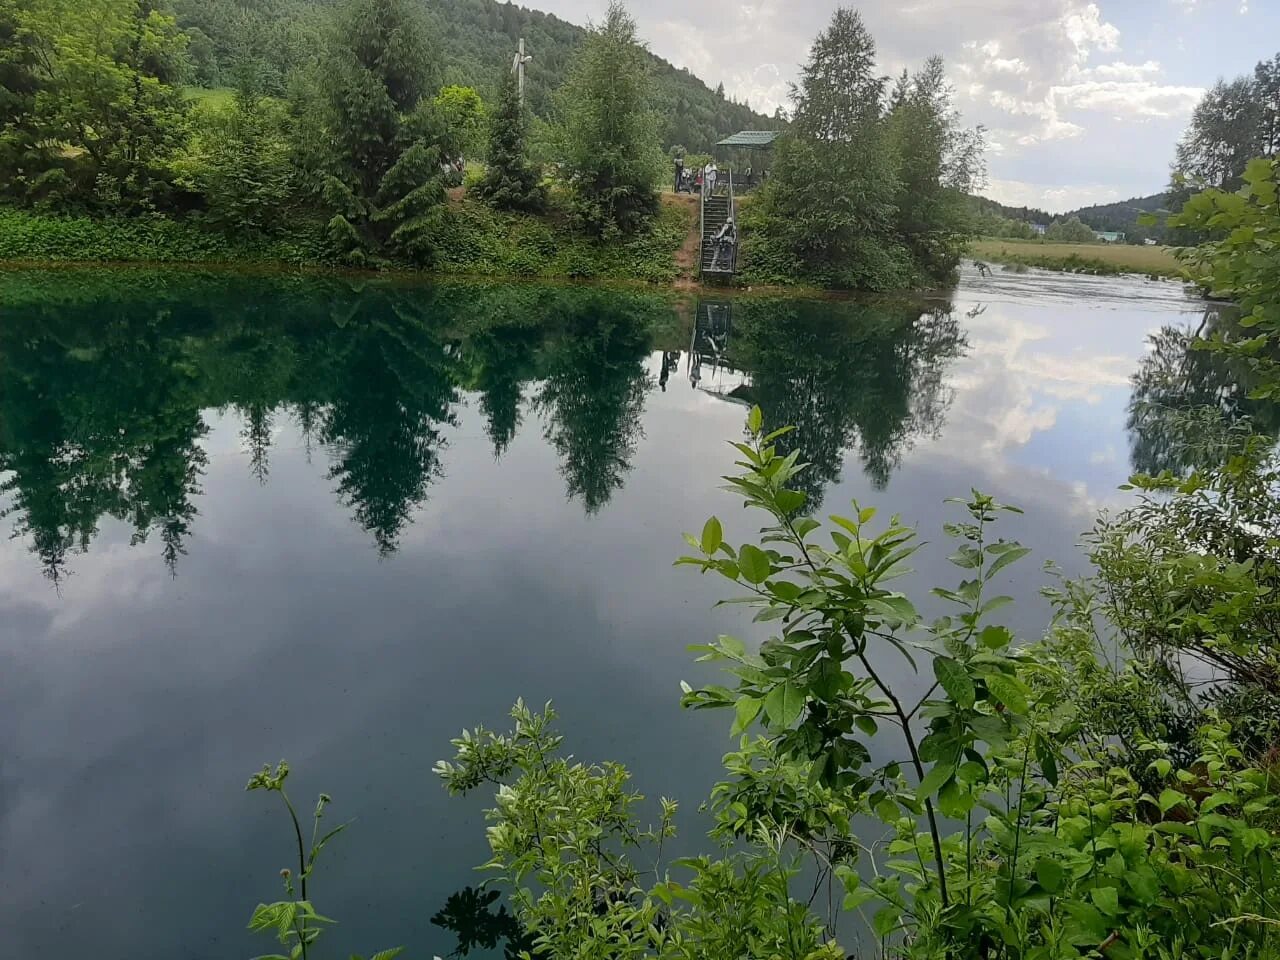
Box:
<box><xmin>704</xmin><ymin>160</ymin><xmax>717</xmax><ymax>196</ymax></box>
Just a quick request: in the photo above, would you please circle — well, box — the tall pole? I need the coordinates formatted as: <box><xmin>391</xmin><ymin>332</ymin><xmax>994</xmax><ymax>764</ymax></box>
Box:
<box><xmin>513</xmin><ymin>38</ymin><xmax>532</xmax><ymax>107</ymax></box>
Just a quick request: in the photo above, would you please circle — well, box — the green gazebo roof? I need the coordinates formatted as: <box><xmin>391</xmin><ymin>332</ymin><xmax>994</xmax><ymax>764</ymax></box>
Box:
<box><xmin>716</xmin><ymin>130</ymin><xmax>780</xmax><ymax>148</ymax></box>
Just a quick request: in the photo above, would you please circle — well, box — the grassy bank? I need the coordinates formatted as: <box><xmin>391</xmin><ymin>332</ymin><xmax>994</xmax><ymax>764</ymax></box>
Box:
<box><xmin>0</xmin><ymin>198</ymin><xmax>693</xmax><ymax>285</ymax></box>
<box><xmin>969</xmin><ymin>237</ymin><xmax>1184</xmax><ymax>279</ymax></box>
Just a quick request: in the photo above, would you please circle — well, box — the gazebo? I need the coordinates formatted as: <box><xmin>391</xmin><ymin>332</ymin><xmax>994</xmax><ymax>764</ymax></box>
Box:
<box><xmin>715</xmin><ymin>130</ymin><xmax>780</xmax><ymax>191</ymax></box>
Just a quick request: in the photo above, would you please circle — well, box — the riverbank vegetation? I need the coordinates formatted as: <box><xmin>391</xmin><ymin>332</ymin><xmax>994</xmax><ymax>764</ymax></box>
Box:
<box><xmin>968</xmin><ymin>238</ymin><xmax>1184</xmax><ymax>279</ymax></box>
<box><xmin>0</xmin><ymin>0</ymin><xmax>981</xmax><ymax>290</ymax></box>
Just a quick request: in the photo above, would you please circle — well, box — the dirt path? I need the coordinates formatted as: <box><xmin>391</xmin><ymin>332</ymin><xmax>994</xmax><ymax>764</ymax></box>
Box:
<box><xmin>663</xmin><ymin>192</ymin><xmax>701</xmax><ymax>287</ymax></box>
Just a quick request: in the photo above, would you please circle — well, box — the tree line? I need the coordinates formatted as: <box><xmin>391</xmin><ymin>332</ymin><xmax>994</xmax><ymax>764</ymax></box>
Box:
<box><xmin>1</xmin><ymin>0</ymin><xmax>985</xmax><ymax>288</ymax></box>
<box><xmin>0</xmin><ymin>0</ymin><xmax>671</xmax><ymax>258</ymax></box>
<box><xmin>745</xmin><ymin>9</ymin><xmax>984</xmax><ymax>287</ymax></box>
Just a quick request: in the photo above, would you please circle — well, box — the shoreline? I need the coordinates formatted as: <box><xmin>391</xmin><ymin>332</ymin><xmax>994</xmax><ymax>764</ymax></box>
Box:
<box><xmin>0</xmin><ymin>256</ymin><xmax>962</xmax><ymax>305</ymax></box>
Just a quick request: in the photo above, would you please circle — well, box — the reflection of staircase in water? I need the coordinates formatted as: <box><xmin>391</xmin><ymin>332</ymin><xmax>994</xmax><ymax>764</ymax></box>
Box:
<box><xmin>688</xmin><ymin>299</ymin><xmax>755</xmax><ymax>404</ymax></box>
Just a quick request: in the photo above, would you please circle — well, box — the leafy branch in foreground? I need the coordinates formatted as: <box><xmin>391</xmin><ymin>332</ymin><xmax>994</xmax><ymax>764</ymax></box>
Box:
<box><xmin>439</xmin><ymin>406</ymin><xmax>1279</xmax><ymax>960</ymax></box>
<box><xmin>245</xmin><ymin>761</ymin><xmax>401</xmax><ymax>960</ymax></box>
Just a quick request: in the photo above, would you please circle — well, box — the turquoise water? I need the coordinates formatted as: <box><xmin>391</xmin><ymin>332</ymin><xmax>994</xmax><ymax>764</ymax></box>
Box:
<box><xmin>0</xmin><ymin>266</ymin><xmax>1207</xmax><ymax>957</ymax></box>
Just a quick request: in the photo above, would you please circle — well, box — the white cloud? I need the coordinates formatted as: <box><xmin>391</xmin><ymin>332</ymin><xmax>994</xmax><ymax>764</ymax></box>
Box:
<box><xmin>1090</xmin><ymin>59</ymin><xmax>1162</xmax><ymax>81</ymax></box>
<box><xmin>526</xmin><ymin>0</ymin><xmax>1239</xmax><ymax>204</ymax></box>
<box><xmin>1051</xmin><ymin>79</ymin><xmax>1204</xmax><ymax>119</ymax></box>
<box><xmin>1061</xmin><ymin>3</ymin><xmax>1120</xmax><ymax>58</ymax></box>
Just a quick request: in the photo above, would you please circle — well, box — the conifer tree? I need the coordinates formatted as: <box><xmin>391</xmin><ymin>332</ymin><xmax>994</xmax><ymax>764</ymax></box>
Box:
<box><xmin>476</xmin><ymin>67</ymin><xmax>545</xmax><ymax>212</ymax></box>
<box><xmin>311</xmin><ymin>0</ymin><xmax>457</xmax><ymax>265</ymax></box>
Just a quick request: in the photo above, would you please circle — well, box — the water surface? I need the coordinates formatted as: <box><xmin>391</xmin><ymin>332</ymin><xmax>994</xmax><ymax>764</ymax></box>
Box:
<box><xmin>0</xmin><ymin>265</ymin><xmax>1210</xmax><ymax>957</ymax></box>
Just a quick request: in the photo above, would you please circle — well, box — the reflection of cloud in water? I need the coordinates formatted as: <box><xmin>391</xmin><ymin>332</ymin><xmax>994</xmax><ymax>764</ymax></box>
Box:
<box><xmin>919</xmin><ymin>267</ymin><xmax>1204</xmax><ymax>513</ymax></box>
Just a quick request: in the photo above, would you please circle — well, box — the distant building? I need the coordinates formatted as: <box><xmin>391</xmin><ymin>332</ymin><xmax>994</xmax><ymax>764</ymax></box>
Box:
<box><xmin>1030</xmin><ymin>223</ymin><xmax>1048</xmax><ymax>236</ymax></box>
<box><xmin>1094</xmin><ymin>231</ymin><xmax>1126</xmax><ymax>243</ymax></box>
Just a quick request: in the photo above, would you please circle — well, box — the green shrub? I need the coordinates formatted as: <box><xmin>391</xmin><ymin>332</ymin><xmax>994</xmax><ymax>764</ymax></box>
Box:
<box><xmin>0</xmin><ymin>208</ymin><xmax>329</xmax><ymax>264</ymax></box>
<box><xmin>438</xmin><ymin>409</ymin><xmax>1280</xmax><ymax>960</ymax></box>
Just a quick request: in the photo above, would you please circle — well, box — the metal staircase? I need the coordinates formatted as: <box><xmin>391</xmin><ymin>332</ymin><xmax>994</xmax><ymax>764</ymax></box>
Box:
<box><xmin>699</xmin><ymin>172</ymin><xmax>737</xmax><ymax>278</ymax></box>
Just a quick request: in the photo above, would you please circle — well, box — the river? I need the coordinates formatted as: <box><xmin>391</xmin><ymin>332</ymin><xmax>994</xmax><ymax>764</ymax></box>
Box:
<box><xmin>0</xmin><ymin>264</ymin><xmax>1209</xmax><ymax>957</ymax></box>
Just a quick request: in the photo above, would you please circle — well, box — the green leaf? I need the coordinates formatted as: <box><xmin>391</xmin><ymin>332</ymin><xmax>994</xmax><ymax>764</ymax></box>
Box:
<box><xmin>872</xmin><ymin>906</ymin><xmax>902</xmax><ymax>937</ymax></box>
<box><xmin>1035</xmin><ymin>736</ymin><xmax>1059</xmax><ymax>787</ymax></box>
<box><xmin>978</xmin><ymin>625</ymin><xmax>1012</xmax><ymax>649</ymax></box>
<box><xmin>916</xmin><ymin>762</ymin><xmax>955</xmax><ymax>798</ymax></box>
<box><xmin>1090</xmin><ymin>887</ymin><xmax>1121</xmax><ymax>917</ymax></box>
<box><xmin>1158</xmin><ymin>788</ymin><xmax>1186</xmax><ymax>814</ymax></box>
<box><xmin>738</xmin><ymin>544</ymin><xmax>771</xmax><ymax>584</ymax></box>
<box><xmin>1199</xmin><ymin>792</ymin><xmax>1236</xmax><ymax>813</ymax></box>
<box><xmin>985</xmin><ymin>673</ymin><xmax>1029</xmax><ymax>714</ymax></box>
<box><xmin>864</xmin><ymin>595</ymin><xmax>918</xmax><ymax>625</ymax></box>
<box><xmin>733</xmin><ymin>696</ymin><xmax>762</xmax><ymax>734</ymax></box>
<box><xmin>854</xmin><ymin>715</ymin><xmax>879</xmax><ymax>736</ymax></box>
<box><xmin>937</xmin><ymin>778</ymin><xmax>975</xmax><ymax>818</ymax></box>
<box><xmin>701</xmin><ymin>516</ymin><xmax>722</xmax><ymax>554</ymax></box>
<box><xmin>874</xmin><ymin>798</ymin><xmax>899</xmax><ymax>823</ymax></box>
<box><xmin>718</xmin><ymin>634</ymin><xmax>746</xmax><ymax>657</ymax></box>
<box><xmin>933</xmin><ymin>656</ymin><xmax>975</xmax><ymax>709</ymax></box>
<box><xmin>747</xmin><ymin>406</ymin><xmax>763</xmax><ymax>434</ymax></box>
<box><xmin>1035</xmin><ymin>859</ymin><xmax>1066</xmax><ymax>894</ymax></box>
<box><xmin>1063</xmin><ymin>902</ymin><xmax>1108</xmax><ymax>941</ymax></box>
<box><xmin>369</xmin><ymin>949</ymin><xmax>405</xmax><ymax>960</ymax></box>
<box><xmin>763</xmin><ymin>681</ymin><xmax>805</xmax><ymax>727</ymax></box>
<box><xmin>986</xmin><ymin>546</ymin><xmax>1030</xmax><ymax>579</ymax></box>
<box><xmin>843</xmin><ymin>886</ymin><xmax>879</xmax><ymax>910</ymax></box>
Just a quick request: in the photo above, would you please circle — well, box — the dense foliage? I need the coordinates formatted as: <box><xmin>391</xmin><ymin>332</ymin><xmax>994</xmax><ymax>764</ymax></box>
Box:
<box><xmin>0</xmin><ymin>0</ymin><xmax>704</xmax><ymax>274</ymax></box>
<box><xmin>553</xmin><ymin>2</ymin><xmax>663</xmax><ymax>237</ymax></box>
<box><xmin>1043</xmin><ymin>216</ymin><xmax>1096</xmax><ymax>243</ymax></box>
<box><xmin>1173</xmin><ymin>54</ymin><xmax>1280</xmax><ymax>194</ymax></box>
<box><xmin>1</xmin><ymin>0</ymin><xmax>999</xmax><ymax>289</ymax></box>
<box><xmin>298</xmin><ymin>0</ymin><xmax>457</xmax><ymax>265</ymax></box>
<box><xmin>171</xmin><ymin>0</ymin><xmax>776</xmax><ymax>154</ymax></box>
<box><xmin>435</xmin><ymin>412</ymin><xmax>1279</xmax><ymax>960</ymax></box>
<box><xmin>745</xmin><ymin>9</ymin><xmax>984</xmax><ymax>289</ymax></box>
<box><xmin>0</xmin><ymin>0</ymin><xmax>190</xmax><ymax>210</ymax></box>
<box><xmin>475</xmin><ymin>68</ymin><xmax>544</xmax><ymax>212</ymax></box>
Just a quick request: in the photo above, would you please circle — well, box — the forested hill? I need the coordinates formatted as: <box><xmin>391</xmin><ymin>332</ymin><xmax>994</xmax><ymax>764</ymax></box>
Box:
<box><xmin>970</xmin><ymin>191</ymin><xmax>1170</xmax><ymax>240</ymax></box>
<box><xmin>1063</xmin><ymin>194</ymin><xmax>1169</xmax><ymax>235</ymax></box>
<box><xmin>176</xmin><ymin>0</ymin><xmax>779</xmax><ymax>153</ymax></box>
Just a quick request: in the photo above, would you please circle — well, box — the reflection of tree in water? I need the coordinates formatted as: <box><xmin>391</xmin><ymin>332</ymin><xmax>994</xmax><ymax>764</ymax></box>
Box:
<box><xmin>1128</xmin><ymin>310</ymin><xmax>1280</xmax><ymax>475</ymax></box>
<box><xmin>0</xmin><ymin>315</ymin><xmax>207</xmax><ymax>582</ymax></box>
<box><xmin>462</xmin><ymin>321</ymin><xmax>544</xmax><ymax>459</ymax></box>
<box><xmin>0</xmin><ymin>274</ymin><xmax>671</xmax><ymax>577</ymax></box>
<box><xmin>431</xmin><ymin>885</ymin><xmax>533</xmax><ymax>959</ymax></box>
<box><xmin>534</xmin><ymin>302</ymin><xmax>652</xmax><ymax>514</ymax></box>
<box><xmin>315</xmin><ymin>302</ymin><xmax>461</xmax><ymax>556</ymax></box>
<box><xmin>730</xmin><ymin>298</ymin><xmax>964</xmax><ymax>507</ymax></box>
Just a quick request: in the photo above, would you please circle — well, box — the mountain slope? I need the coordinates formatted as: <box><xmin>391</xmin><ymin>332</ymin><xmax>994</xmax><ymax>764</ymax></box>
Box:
<box><xmin>175</xmin><ymin>0</ymin><xmax>780</xmax><ymax>153</ymax></box>
<box><xmin>969</xmin><ymin>191</ymin><xmax>1170</xmax><ymax>241</ymax></box>
<box><xmin>1063</xmin><ymin>194</ymin><xmax>1169</xmax><ymax>238</ymax></box>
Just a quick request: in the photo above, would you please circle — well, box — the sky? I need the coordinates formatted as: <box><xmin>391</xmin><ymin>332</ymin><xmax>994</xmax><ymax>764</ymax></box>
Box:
<box><xmin>520</xmin><ymin>0</ymin><xmax>1280</xmax><ymax>213</ymax></box>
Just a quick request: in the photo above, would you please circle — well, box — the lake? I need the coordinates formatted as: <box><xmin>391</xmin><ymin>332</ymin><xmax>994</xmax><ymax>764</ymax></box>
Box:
<box><xmin>0</xmin><ymin>265</ymin><xmax>1209</xmax><ymax>958</ymax></box>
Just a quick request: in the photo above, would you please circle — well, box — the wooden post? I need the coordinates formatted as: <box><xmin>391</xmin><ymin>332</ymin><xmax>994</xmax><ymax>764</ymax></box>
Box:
<box><xmin>513</xmin><ymin>38</ymin><xmax>532</xmax><ymax>106</ymax></box>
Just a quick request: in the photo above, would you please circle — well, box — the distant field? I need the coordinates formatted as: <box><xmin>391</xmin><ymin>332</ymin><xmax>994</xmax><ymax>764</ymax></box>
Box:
<box><xmin>184</xmin><ymin>86</ymin><xmax>235</xmax><ymax>108</ymax></box>
<box><xmin>969</xmin><ymin>238</ymin><xmax>1183</xmax><ymax>278</ymax></box>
